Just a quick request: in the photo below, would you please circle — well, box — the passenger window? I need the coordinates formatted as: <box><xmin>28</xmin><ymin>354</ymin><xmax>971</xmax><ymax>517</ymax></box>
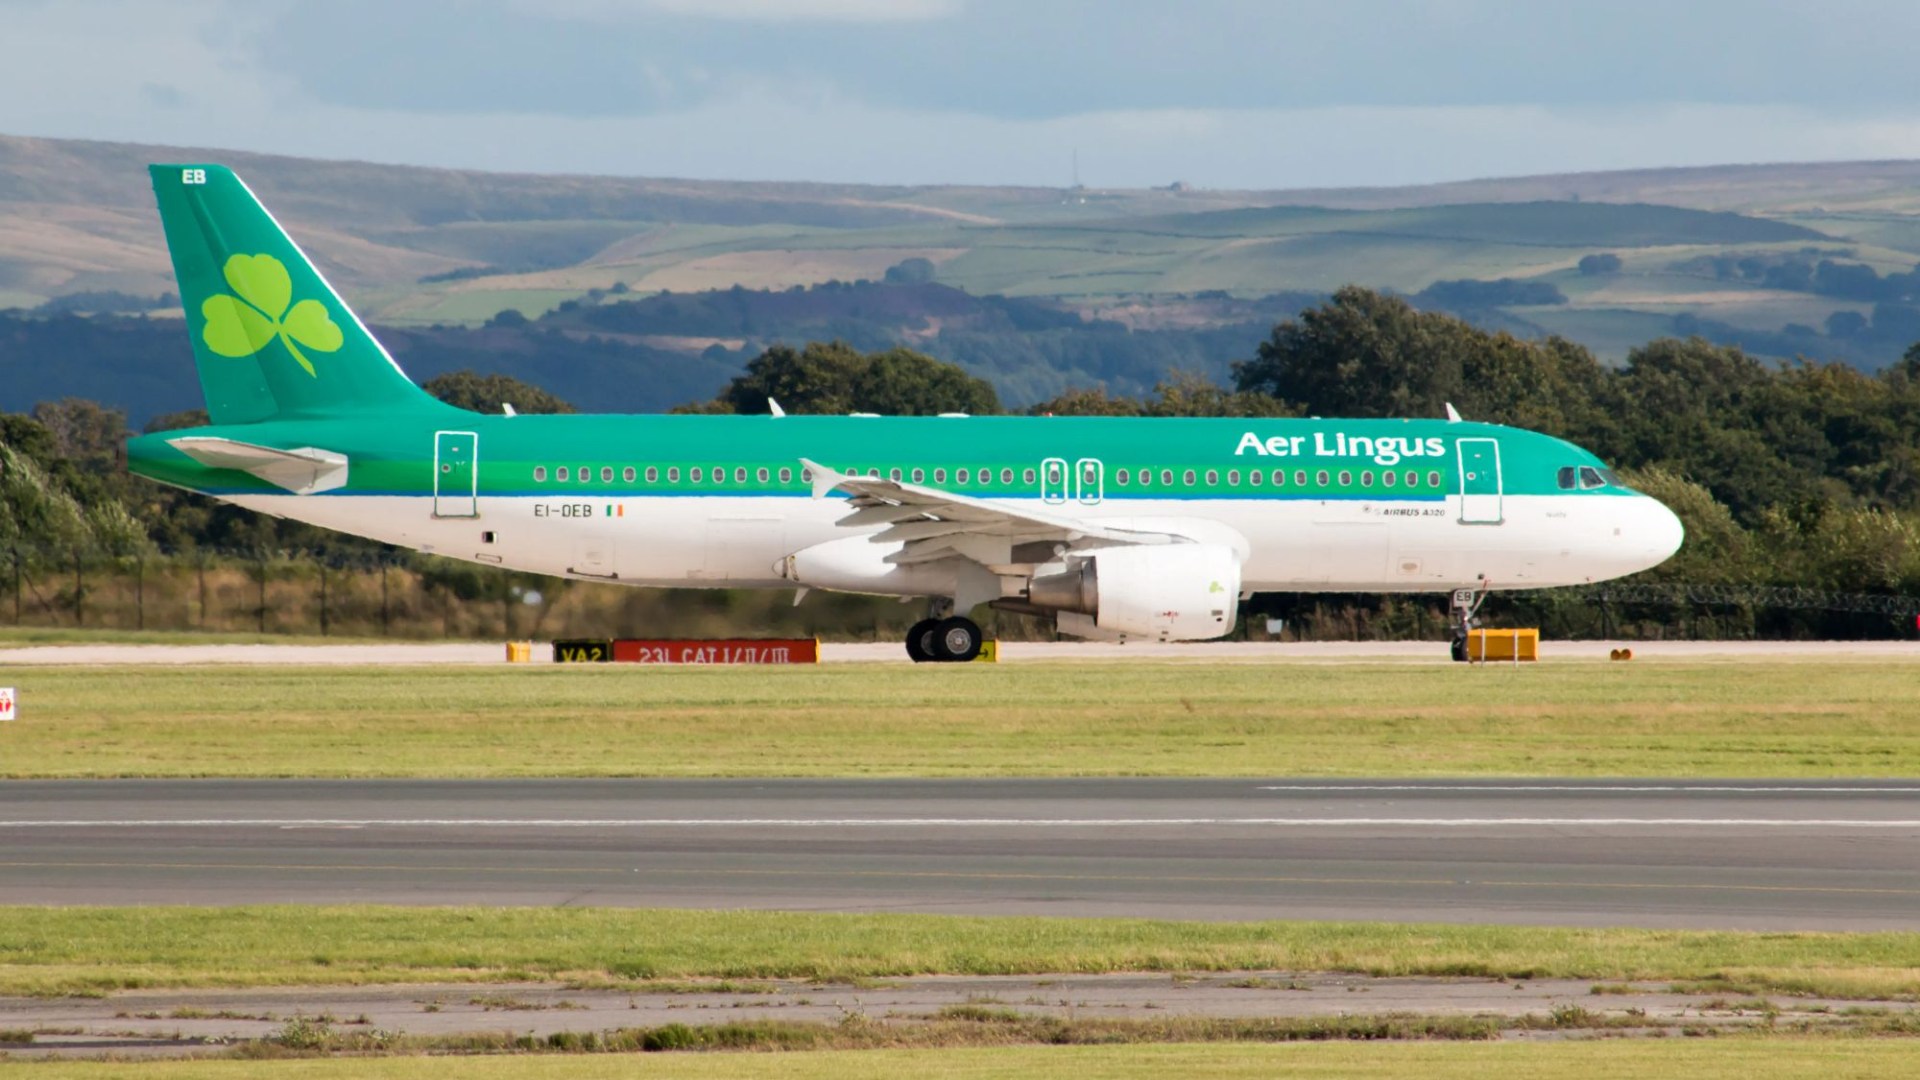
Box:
<box><xmin>1360</xmin><ymin>471</ymin><xmax>1373</xmax><ymax>487</ymax></box>
<box><xmin>735</xmin><ymin>467</ymin><xmax>747</xmax><ymax>483</ymax></box>
<box><xmin>890</xmin><ymin>468</ymin><xmax>902</xmax><ymax>482</ymax></box>
<box><xmin>1205</xmin><ymin>469</ymin><xmax>1218</xmax><ymax>485</ymax></box>
<box><xmin>1227</xmin><ymin>469</ymin><xmax>1240</xmax><ymax>486</ymax></box>
<box><xmin>1082</xmin><ymin>462</ymin><xmax>1097</xmax><ymax>485</ymax></box>
<box><xmin>1383</xmin><ymin>470</ymin><xmax>1396</xmax><ymax>488</ymax></box>
<box><xmin>1161</xmin><ymin>469</ymin><xmax>1173</xmax><ymax>485</ymax></box>
<box><xmin>1580</xmin><ymin>466</ymin><xmax>1604</xmax><ymax>489</ymax></box>
<box><xmin>934</xmin><ymin>468</ymin><xmax>945</xmax><ymax>484</ymax></box>
<box><xmin>912</xmin><ymin>468</ymin><xmax>925</xmax><ymax>483</ymax></box>
<box><xmin>1001</xmin><ymin>468</ymin><xmax>1014</xmax><ymax>484</ymax></box>
<box><xmin>1338</xmin><ymin>470</ymin><xmax>1352</xmax><ymax>486</ymax></box>
<box><xmin>557</xmin><ymin>466</ymin><xmax>570</xmax><ymax>482</ymax></box>
<box><xmin>622</xmin><ymin>466</ymin><xmax>636</xmax><ymax>483</ymax></box>
<box><xmin>1272</xmin><ymin>469</ymin><xmax>1286</xmax><ymax>487</ymax></box>
<box><xmin>579</xmin><ymin>466</ymin><xmax>591</xmax><ymax>483</ymax></box>
<box><xmin>712</xmin><ymin>467</ymin><xmax>725</xmax><ymax>484</ymax></box>
<box><xmin>756</xmin><ymin>467</ymin><xmax>769</xmax><ymax>483</ymax></box>
<box><xmin>1427</xmin><ymin>470</ymin><xmax>1442</xmax><ymax>488</ymax></box>
<box><xmin>1115</xmin><ymin>468</ymin><xmax>1128</xmax><ymax>485</ymax></box>
<box><xmin>644</xmin><ymin>467</ymin><xmax>657</xmax><ymax>483</ymax></box>
<box><xmin>1404</xmin><ymin>470</ymin><xmax>1416</xmax><ymax>488</ymax></box>
<box><xmin>780</xmin><ymin>467</ymin><xmax>792</xmax><ymax>483</ymax></box>
<box><xmin>534</xmin><ymin>466</ymin><xmax>547</xmax><ymax>482</ymax></box>
<box><xmin>690</xmin><ymin>467</ymin><xmax>702</xmax><ymax>483</ymax></box>
<box><xmin>1249</xmin><ymin>469</ymin><xmax>1262</xmax><ymax>486</ymax></box>
<box><xmin>1023</xmin><ymin>468</ymin><xmax>1037</xmax><ymax>484</ymax></box>
<box><xmin>800</xmin><ymin>467</ymin><xmax>812</xmax><ymax>483</ymax></box>
<box><xmin>1315</xmin><ymin>470</ymin><xmax>1329</xmax><ymax>486</ymax></box>
<box><xmin>1183</xmin><ymin>469</ymin><xmax>1196</xmax><ymax>486</ymax></box>
<box><xmin>1557</xmin><ymin>466</ymin><xmax>1577</xmax><ymax>490</ymax></box>
<box><xmin>957</xmin><ymin>468</ymin><xmax>970</xmax><ymax>484</ymax></box>
<box><xmin>668</xmin><ymin>466</ymin><xmax>680</xmax><ymax>483</ymax></box>
<box><xmin>1137</xmin><ymin>469</ymin><xmax>1150</xmax><ymax>488</ymax></box>
<box><xmin>869</xmin><ymin>468</ymin><xmax>881</xmax><ymax>478</ymax></box>
<box><xmin>1295</xmin><ymin>470</ymin><xmax>1307</xmax><ymax>487</ymax></box>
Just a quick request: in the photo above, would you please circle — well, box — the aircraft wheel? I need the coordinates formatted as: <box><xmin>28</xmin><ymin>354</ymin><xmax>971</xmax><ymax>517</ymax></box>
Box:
<box><xmin>906</xmin><ymin>618</ymin><xmax>940</xmax><ymax>663</ymax></box>
<box><xmin>934</xmin><ymin>616</ymin><xmax>983</xmax><ymax>662</ymax></box>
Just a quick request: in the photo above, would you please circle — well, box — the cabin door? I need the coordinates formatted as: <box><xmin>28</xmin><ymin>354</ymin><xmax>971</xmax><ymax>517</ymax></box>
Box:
<box><xmin>433</xmin><ymin>430</ymin><xmax>478</xmax><ymax>518</ymax></box>
<box><xmin>1456</xmin><ymin>438</ymin><xmax>1503</xmax><ymax>525</ymax></box>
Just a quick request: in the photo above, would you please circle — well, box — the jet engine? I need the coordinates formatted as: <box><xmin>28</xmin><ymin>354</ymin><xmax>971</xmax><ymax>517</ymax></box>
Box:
<box><xmin>1025</xmin><ymin>543</ymin><xmax>1241</xmax><ymax>641</ymax></box>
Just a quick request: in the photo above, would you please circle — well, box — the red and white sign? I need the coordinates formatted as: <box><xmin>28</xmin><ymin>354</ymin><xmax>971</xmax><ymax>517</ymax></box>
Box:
<box><xmin>0</xmin><ymin>687</ymin><xmax>14</xmax><ymax>722</ymax></box>
<box><xmin>611</xmin><ymin>639</ymin><xmax>819</xmax><ymax>664</ymax></box>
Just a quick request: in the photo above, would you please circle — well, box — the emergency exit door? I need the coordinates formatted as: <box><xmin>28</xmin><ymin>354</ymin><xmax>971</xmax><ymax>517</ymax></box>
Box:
<box><xmin>434</xmin><ymin>430</ymin><xmax>478</xmax><ymax>517</ymax></box>
<box><xmin>1456</xmin><ymin>437</ymin><xmax>1502</xmax><ymax>524</ymax></box>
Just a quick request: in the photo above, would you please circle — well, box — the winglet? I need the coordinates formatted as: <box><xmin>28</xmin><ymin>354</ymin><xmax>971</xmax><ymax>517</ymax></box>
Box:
<box><xmin>1444</xmin><ymin>402</ymin><xmax>1464</xmax><ymax>423</ymax></box>
<box><xmin>768</xmin><ymin>397</ymin><xmax>787</xmax><ymax>418</ymax></box>
<box><xmin>502</xmin><ymin>403</ymin><xmax>518</xmax><ymax>417</ymax></box>
<box><xmin>800</xmin><ymin>458</ymin><xmax>841</xmax><ymax>499</ymax></box>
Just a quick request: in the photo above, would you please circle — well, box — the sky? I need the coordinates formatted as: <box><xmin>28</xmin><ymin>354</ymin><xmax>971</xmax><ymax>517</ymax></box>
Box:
<box><xmin>5</xmin><ymin>0</ymin><xmax>1920</xmax><ymax>189</ymax></box>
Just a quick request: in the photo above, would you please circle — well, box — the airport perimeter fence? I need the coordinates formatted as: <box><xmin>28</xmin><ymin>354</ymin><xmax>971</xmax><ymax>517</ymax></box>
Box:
<box><xmin>7</xmin><ymin>543</ymin><xmax>1919</xmax><ymax>643</ymax></box>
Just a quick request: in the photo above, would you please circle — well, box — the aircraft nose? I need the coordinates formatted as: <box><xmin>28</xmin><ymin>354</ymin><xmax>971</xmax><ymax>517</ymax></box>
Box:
<box><xmin>1640</xmin><ymin>495</ymin><xmax>1685</xmax><ymax>565</ymax></box>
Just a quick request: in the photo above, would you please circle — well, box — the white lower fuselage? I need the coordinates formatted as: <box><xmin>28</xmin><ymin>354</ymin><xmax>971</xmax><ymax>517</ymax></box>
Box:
<box><xmin>225</xmin><ymin>489</ymin><xmax>1680</xmax><ymax>595</ymax></box>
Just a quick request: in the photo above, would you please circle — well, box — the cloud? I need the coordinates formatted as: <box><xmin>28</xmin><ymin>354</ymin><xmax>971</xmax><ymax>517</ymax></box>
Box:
<box><xmin>524</xmin><ymin>0</ymin><xmax>962</xmax><ymax>22</ymax></box>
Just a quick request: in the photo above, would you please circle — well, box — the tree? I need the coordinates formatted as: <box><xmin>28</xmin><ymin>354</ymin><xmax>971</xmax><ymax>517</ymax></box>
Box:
<box><xmin>422</xmin><ymin>371</ymin><xmax>577</xmax><ymax>415</ymax></box>
<box><xmin>884</xmin><ymin>257</ymin><xmax>936</xmax><ymax>285</ymax></box>
<box><xmin>1577</xmin><ymin>253</ymin><xmax>1623</xmax><ymax>275</ymax></box>
<box><xmin>705</xmin><ymin>341</ymin><xmax>1000</xmax><ymax>416</ymax></box>
<box><xmin>30</xmin><ymin>398</ymin><xmax>128</xmax><ymax>472</ymax></box>
<box><xmin>1231</xmin><ymin>286</ymin><xmax>1605</xmax><ymax>435</ymax></box>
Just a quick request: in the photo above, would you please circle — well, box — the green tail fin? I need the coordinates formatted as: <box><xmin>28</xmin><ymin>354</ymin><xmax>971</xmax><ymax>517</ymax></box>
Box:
<box><xmin>149</xmin><ymin>164</ymin><xmax>446</xmax><ymax>424</ymax></box>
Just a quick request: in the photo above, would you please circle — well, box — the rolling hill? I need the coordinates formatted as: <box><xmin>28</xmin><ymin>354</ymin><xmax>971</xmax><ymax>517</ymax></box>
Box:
<box><xmin>9</xmin><ymin>132</ymin><xmax>1920</xmax><ymax>421</ymax></box>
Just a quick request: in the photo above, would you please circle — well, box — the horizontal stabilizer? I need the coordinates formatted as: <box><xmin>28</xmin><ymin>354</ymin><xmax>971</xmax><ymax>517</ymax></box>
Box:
<box><xmin>167</xmin><ymin>436</ymin><xmax>349</xmax><ymax>495</ymax></box>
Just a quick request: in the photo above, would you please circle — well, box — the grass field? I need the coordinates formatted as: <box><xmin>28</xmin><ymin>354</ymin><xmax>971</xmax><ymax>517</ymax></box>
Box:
<box><xmin>3</xmin><ymin>1039</ymin><xmax>1918</xmax><ymax>1079</ymax></box>
<box><xmin>3</xmin><ymin>661</ymin><xmax>1918</xmax><ymax>778</ymax></box>
<box><xmin>5</xmin><ymin>906</ymin><xmax>1920</xmax><ymax>999</ymax></box>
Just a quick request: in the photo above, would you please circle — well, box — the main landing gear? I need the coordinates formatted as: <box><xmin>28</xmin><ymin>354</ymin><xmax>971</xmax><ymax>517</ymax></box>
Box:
<box><xmin>905</xmin><ymin>599</ymin><xmax>983</xmax><ymax>663</ymax></box>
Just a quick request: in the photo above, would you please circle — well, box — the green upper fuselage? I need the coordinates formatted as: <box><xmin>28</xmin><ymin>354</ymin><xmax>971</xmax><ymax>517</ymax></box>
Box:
<box><xmin>129</xmin><ymin>411</ymin><xmax>1626</xmax><ymax>503</ymax></box>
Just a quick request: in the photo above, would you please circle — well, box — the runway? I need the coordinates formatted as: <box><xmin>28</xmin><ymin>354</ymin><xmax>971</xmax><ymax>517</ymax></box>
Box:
<box><xmin>2</xmin><ymin>779</ymin><xmax>1917</xmax><ymax>930</ymax></box>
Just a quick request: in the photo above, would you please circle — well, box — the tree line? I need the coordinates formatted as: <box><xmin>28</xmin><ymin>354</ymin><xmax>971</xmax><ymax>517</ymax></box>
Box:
<box><xmin>7</xmin><ymin>287</ymin><xmax>1920</xmax><ymax>637</ymax></box>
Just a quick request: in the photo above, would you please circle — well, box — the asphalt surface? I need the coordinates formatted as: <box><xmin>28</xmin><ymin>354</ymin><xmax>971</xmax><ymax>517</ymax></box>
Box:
<box><xmin>3</xmin><ymin>778</ymin><xmax>1918</xmax><ymax>930</ymax></box>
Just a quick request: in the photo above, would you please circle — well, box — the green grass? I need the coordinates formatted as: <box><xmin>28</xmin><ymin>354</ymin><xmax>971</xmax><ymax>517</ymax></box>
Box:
<box><xmin>4</xmin><ymin>661</ymin><xmax>1920</xmax><ymax>779</ymax></box>
<box><xmin>5</xmin><ymin>906</ymin><xmax>1920</xmax><ymax>999</ymax></box>
<box><xmin>5</xmin><ymin>1040</ymin><xmax>1920</xmax><ymax>1079</ymax></box>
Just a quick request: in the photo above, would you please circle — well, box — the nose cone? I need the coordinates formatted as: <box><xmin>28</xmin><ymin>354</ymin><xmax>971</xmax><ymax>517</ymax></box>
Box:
<box><xmin>1636</xmin><ymin>495</ymin><xmax>1685</xmax><ymax>569</ymax></box>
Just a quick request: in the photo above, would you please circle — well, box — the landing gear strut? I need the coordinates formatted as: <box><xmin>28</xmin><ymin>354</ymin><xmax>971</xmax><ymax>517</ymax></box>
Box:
<box><xmin>905</xmin><ymin>601</ymin><xmax>982</xmax><ymax>663</ymax></box>
<box><xmin>1449</xmin><ymin>580</ymin><xmax>1488</xmax><ymax>663</ymax></box>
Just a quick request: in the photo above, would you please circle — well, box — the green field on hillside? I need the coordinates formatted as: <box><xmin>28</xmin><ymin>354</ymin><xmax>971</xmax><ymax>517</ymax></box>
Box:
<box><xmin>3</xmin><ymin>660</ymin><xmax>1918</xmax><ymax>779</ymax></box>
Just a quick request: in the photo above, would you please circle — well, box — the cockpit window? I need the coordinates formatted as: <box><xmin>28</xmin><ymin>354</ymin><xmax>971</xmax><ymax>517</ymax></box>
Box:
<box><xmin>1599</xmin><ymin>468</ymin><xmax>1624</xmax><ymax>487</ymax></box>
<box><xmin>1557</xmin><ymin>466</ymin><xmax>1577</xmax><ymax>490</ymax></box>
<box><xmin>1579</xmin><ymin>466</ymin><xmax>1605</xmax><ymax>489</ymax></box>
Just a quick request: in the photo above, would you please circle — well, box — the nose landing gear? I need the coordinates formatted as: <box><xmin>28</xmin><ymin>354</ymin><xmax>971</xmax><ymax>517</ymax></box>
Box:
<box><xmin>1449</xmin><ymin>580</ymin><xmax>1489</xmax><ymax>663</ymax></box>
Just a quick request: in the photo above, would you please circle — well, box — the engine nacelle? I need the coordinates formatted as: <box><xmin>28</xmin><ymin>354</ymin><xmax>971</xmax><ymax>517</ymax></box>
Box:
<box><xmin>777</xmin><ymin>535</ymin><xmax>957</xmax><ymax>597</ymax></box>
<box><xmin>1029</xmin><ymin>543</ymin><xmax>1241</xmax><ymax>641</ymax></box>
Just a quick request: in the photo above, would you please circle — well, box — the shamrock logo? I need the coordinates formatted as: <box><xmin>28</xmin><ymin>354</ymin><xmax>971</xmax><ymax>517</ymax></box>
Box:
<box><xmin>200</xmin><ymin>253</ymin><xmax>343</xmax><ymax>377</ymax></box>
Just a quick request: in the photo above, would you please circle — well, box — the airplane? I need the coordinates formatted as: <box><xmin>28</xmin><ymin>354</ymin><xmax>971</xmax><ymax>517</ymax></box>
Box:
<box><xmin>126</xmin><ymin>164</ymin><xmax>1684</xmax><ymax>662</ymax></box>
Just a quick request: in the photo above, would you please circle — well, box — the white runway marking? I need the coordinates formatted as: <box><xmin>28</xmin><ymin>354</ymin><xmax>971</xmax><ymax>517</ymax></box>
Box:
<box><xmin>1</xmin><ymin>818</ymin><xmax>1918</xmax><ymax>829</ymax></box>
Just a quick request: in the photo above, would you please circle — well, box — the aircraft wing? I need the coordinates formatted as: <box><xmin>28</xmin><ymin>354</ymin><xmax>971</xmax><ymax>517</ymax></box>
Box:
<box><xmin>167</xmin><ymin>437</ymin><xmax>349</xmax><ymax>495</ymax></box>
<box><xmin>799</xmin><ymin>457</ymin><xmax>1179</xmax><ymax>570</ymax></box>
